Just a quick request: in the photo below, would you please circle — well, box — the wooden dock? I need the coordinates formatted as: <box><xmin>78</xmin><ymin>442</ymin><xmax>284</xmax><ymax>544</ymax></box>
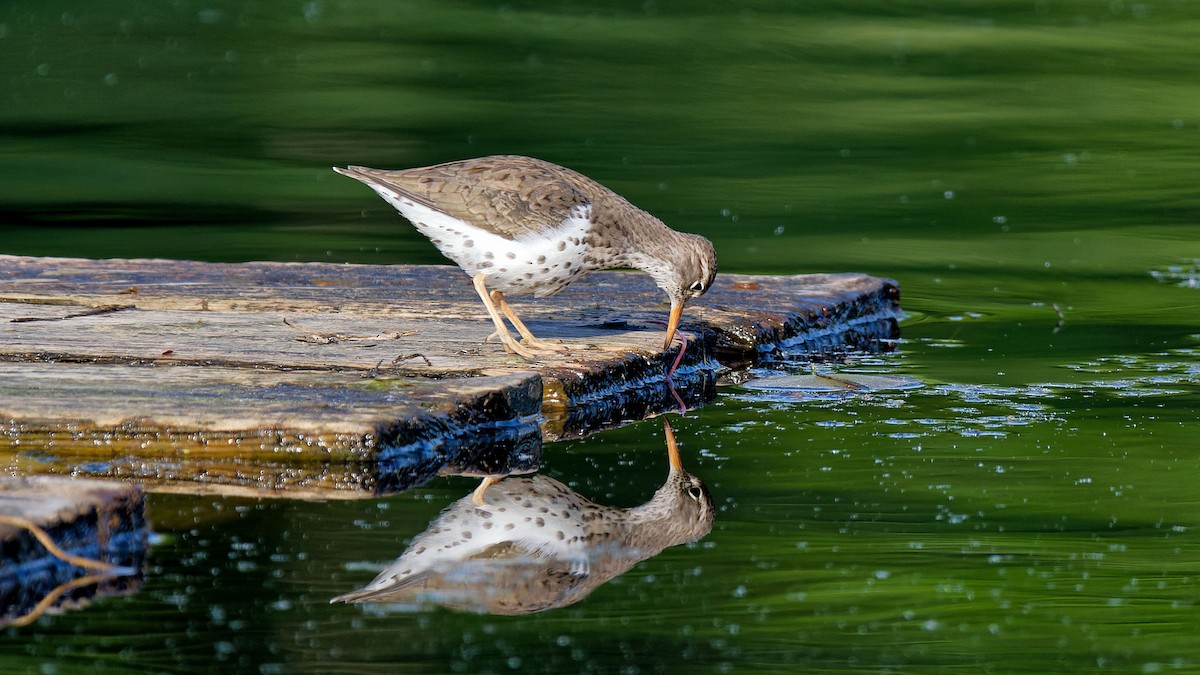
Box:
<box><xmin>0</xmin><ymin>255</ymin><xmax>900</xmax><ymax>498</ymax></box>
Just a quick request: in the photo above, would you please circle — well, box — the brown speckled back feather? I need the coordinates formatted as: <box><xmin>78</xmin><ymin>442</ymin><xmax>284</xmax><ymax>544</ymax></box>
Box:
<box><xmin>342</xmin><ymin>156</ymin><xmax>599</xmax><ymax>240</ymax></box>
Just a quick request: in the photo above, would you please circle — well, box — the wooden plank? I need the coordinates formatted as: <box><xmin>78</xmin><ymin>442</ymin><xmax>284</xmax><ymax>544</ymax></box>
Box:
<box><xmin>0</xmin><ymin>255</ymin><xmax>897</xmax><ymax>368</ymax></box>
<box><xmin>0</xmin><ymin>476</ymin><xmax>147</xmax><ymax>628</ymax></box>
<box><xmin>0</xmin><ymin>363</ymin><xmax>543</xmax><ymax>498</ymax></box>
<box><xmin>0</xmin><ymin>255</ymin><xmax>901</xmax><ymax>497</ymax></box>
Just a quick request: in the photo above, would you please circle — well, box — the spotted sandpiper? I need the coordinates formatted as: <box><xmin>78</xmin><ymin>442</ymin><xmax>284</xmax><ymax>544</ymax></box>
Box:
<box><xmin>330</xmin><ymin>418</ymin><xmax>713</xmax><ymax>613</ymax></box>
<box><xmin>333</xmin><ymin>156</ymin><xmax>717</xmax><ymax>359</ymax></box>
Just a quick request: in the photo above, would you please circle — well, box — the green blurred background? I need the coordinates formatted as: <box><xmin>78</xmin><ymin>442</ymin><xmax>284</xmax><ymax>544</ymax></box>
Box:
<box><xmin>2</xmin><ymin>1</ymin><xmax>1199</xmax><ymax>673</ymax></box>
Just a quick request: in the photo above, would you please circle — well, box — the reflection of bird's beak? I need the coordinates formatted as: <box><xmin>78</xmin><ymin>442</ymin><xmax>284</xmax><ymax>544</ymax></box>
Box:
<box><xmin>663</xmin><ymin>300</ymin><xmax>684</xmax><ymax>349</ymax></box>
<box><xmin>663</xmin><ymin>417</ymin><xmax>683</xmax><ymax>472</ymax></box>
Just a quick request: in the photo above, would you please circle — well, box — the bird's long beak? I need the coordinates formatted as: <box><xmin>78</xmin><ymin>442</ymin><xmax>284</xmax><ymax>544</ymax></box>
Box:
<box><xmin>663</xmin><ymin>417</ymin><xmax>683</xmax><ymax>472</ymax></box>
<box><xmin>663</xmin><ymin>300</ymin><xmax>685</xmax><ymax>350</ymax></box>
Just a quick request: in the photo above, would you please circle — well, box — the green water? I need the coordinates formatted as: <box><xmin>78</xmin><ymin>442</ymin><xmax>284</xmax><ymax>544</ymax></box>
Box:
<box><xmin>3</xmin><ymin>0</ymin><xmax>1200</xmax><ymax>672</ymax></box>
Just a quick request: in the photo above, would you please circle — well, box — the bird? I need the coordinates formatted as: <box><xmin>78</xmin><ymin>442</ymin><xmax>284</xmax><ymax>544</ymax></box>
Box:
<box><xmin>330</xmin><ymin>417</ymin><xmax>714</xmax><ymax>614</ymax></box>
<box><xmin>333</xmin><ymin>156</ymin><xmax>717</xmax><ymax>359</ymax></box>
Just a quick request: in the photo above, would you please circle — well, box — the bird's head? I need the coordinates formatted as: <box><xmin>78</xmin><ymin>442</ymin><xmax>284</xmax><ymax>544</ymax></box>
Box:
<box><xmin>657</xmin><ymin>233</ymin><xmax>717</xmax><ymax>349</ymax></box>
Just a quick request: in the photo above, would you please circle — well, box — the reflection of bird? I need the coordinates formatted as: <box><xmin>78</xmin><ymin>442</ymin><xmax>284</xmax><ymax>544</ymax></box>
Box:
<box><xmin>333</xmin><ymin>156</ymin><xmax>717</xmax><ymax>358</ymax></box>
<box><xmin>331</xmin><ymin>418</ymin><xmax>713</xmax><ymax>614</ymax></box>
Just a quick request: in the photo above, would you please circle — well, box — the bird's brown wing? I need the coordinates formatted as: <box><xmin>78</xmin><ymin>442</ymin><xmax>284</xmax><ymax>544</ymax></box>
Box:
<box><xmin>330</xmin><ymin>542</ymin><xmax>603</xmax><ymax>613</ymax></box>
<box><xmin>337</xmin><ymin>156</ymin><xmax>592</xmax><ymax>239</ymax></box>
<box><xmin>328</xmin><ymin>573</ymin><xmax>426</xmax><ymax>604</ymax></box>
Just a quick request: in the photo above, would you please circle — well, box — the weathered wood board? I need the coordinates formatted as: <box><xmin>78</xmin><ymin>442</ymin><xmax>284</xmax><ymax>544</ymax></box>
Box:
<box><xmin>0</xmin><ymin>363</ymin><xmax>543</xmax><ymax>498</ymax></box>
<box><xmin>0</xmin><ymin>255</ymin><xmax>900</xmax><ymax>498</ymax></box>
<box><xmin>0</xmin><ymin>476</ymin><xmax>147</xmax><ymax>627</ymax></box>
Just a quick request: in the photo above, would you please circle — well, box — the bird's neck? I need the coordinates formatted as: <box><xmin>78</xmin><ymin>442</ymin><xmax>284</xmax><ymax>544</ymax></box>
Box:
<box><xmin>609</xmin><ymin>225</ymin><xmax>690</xmax><ymax>280</ymax></box>
<box><xmin>620</xmin><ymin>484</ymin><xmax>689</xmax><ymax>552</ymax></box>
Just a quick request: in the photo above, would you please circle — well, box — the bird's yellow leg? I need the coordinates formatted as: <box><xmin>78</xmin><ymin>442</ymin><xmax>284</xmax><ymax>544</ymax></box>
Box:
<box><xmin>491</xmin><ymin>290</ymin><xmax>569</xmax><ymax>352</ymax></box>
<box><xmin>472</xmin><ymin>274</ymin><xmax>537</xmax><ymax>359</ymax></box>
<box><xmin>472</xmin><ymin>475</ymin><xmax>500</xmax><ymax>506</ymax></box>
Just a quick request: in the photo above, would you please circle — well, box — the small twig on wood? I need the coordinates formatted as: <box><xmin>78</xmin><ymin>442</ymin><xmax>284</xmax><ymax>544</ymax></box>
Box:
<box><xmin>0</xmin><ymin>514</ymin><xmax>128</xmax><ymax>573</ymax></box>
<box><xmin>10</xmin><ymin>304</ymin><xmax>134</xmax><ymax>323</ymax></box>
<box><xmin>394</xmin><ymin>353</ymin><xmax>433</xmax><ymax>367</ymax></box>
<box><xmin>283</xmin><ymin>317</ymin><xmax>416</xmax><ymax>344</ymax></box>
<box><xmin>365</xmin><ymin>353</ymin><xmax>434</xmax><ymax>377</ymax></box>
<box><xmin>367</xmin><ymin>359</ymin><xmax>386</xmax><ymax>377</ymax></box>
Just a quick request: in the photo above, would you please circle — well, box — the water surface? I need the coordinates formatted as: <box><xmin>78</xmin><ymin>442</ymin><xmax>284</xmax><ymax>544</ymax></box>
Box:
<box><xmin>2</xmin><ymin>1</ymin><xmax>1199</xmax><ymax>672</ymax></box>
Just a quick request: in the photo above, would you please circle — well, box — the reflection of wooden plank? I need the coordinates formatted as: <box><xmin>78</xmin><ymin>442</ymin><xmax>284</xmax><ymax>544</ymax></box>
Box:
<box><xmin>0</xmin><ymin>476</ymin><xmax>147</xmax><ymax>627</ymax></box>
<box><xmin>0</xmin><ymin>255</ymin><xmax>901</xmax><ymax>497</ymax></box>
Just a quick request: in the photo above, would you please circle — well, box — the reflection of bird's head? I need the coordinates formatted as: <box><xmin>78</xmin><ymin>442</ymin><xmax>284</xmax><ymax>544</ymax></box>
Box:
<box><xmin>636</xmin><ymin>418</ymin><xmax>715</xmax><ymax>544</ymax></box>
<box><xmin>661</xmin><ymin>471</ymin><xmax>715</xmax><ymax>543</ymax></box>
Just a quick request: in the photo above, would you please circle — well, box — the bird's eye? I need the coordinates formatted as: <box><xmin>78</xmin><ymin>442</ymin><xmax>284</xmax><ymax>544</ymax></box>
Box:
<box><xmin>687</xmin><ymin>486</ymin><xmax>704</xmax><ymax>501</ymax></box>
<box><xmin>689</xmin><ymin>281</ymin><xmax>705</xmax><ymax>293</ymax></box>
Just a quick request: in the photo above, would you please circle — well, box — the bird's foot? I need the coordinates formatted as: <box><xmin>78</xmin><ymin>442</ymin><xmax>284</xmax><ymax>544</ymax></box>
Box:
<box><xmin>471</xmin><ymin>475</ymin><xmax>500</xmax><ymax>506</ymax></box>
<box><xmin>488</xmin><ymin>331</ymin><xmax>567</xmax><ymax>357</ymax></box>
<box><xmin>520</xmin><ymin>336</ymin><xmax>570</xmax><ymax>352</ymax></box>
<box><xmin>500</xmin><ymin>338</ymin><xmax>539</xmax><ymax>359</ymax></box>
<box><xmin>481</xmin><ymin>327</ymin><xmax>539</xmax><ymax>358</ymax></box>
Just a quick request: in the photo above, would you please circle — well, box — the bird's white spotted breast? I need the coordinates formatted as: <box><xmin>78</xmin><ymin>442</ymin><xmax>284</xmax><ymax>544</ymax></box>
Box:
<box><xmin>371</xmin><ymin>185</ymin><xmax>593</xmax><ymax>297</ymax></box>
<box><xmin>357</xmin><ymin>476</ymin><xmax>593</xmax><ymax>592</ymax></box>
